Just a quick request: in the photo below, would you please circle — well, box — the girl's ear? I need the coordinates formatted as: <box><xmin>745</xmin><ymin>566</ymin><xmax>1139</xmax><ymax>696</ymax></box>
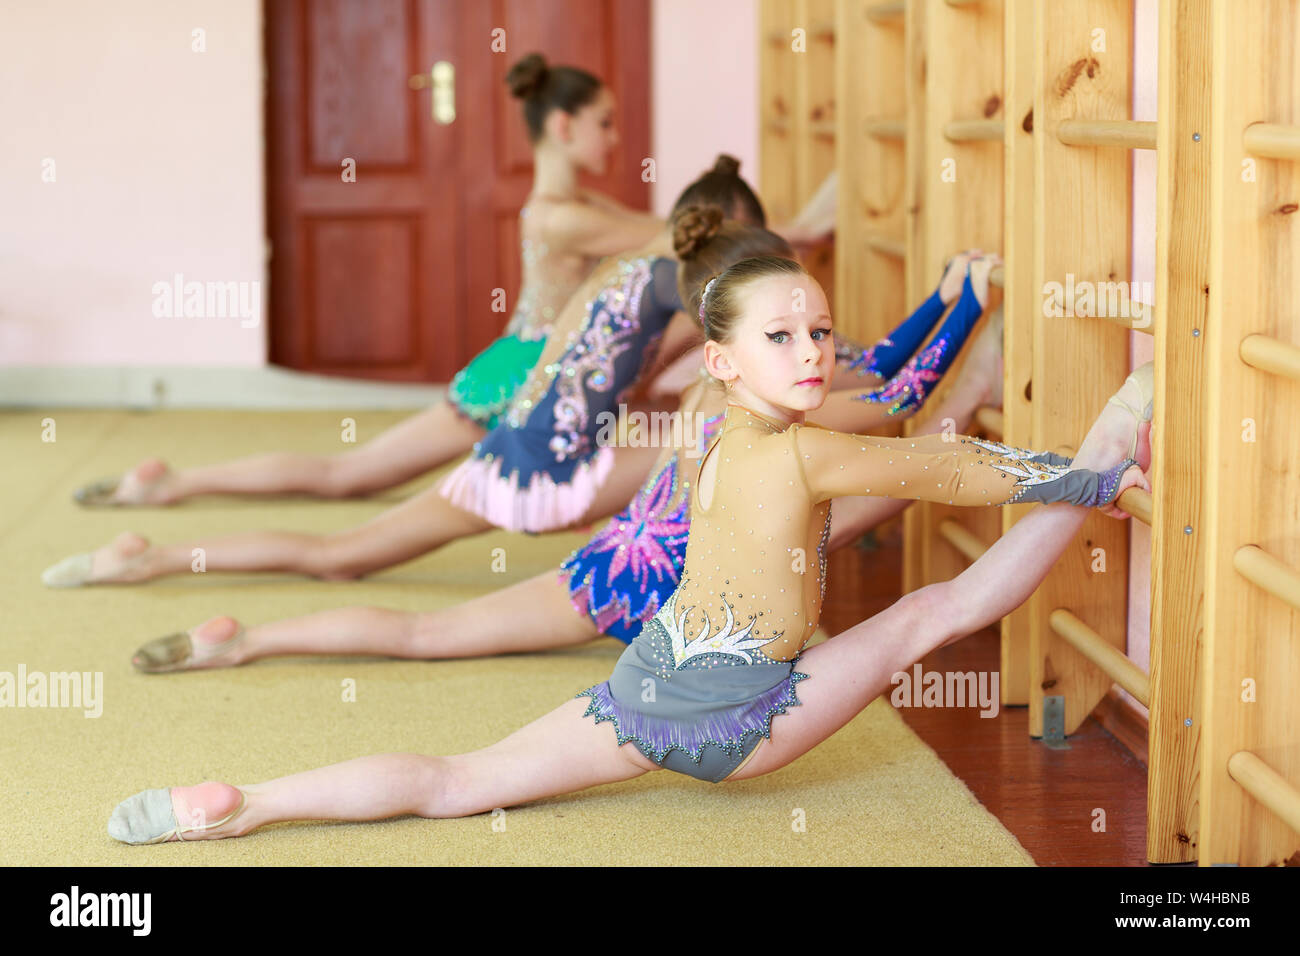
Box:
<box><xmin>546</xmin><ymin>108</ymin><xmax>572</xmax><ymax>144</ymax></box>
<box><xmin>703</xmin><ymin>340</ymin><xmax>736</xmax><ymax>385</ymax></box>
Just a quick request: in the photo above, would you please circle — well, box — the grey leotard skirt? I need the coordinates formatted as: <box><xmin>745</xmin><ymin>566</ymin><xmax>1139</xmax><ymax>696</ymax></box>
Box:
<box><xmin>576</xmin><ymin>596</ymin><xmax>808</xmax><ymax>783</ymax></box>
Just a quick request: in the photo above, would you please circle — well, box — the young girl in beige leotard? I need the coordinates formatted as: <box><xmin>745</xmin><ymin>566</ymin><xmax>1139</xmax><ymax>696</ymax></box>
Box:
<box><xmin>106</xmin><ymin>253</ymin><xmax>1153</xmax><ymax>843</ymax></box>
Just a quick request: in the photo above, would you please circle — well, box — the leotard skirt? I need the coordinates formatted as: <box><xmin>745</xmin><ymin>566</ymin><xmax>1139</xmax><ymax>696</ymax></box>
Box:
<box><xmin>575</xmin><ymin>590</ymin><xmax>809</xmax><ymax>783</ymax></box>
<box><xmin>446</xmin><ymin>334</ymin><xmax>546</xmax><ymax>432</ymax></box>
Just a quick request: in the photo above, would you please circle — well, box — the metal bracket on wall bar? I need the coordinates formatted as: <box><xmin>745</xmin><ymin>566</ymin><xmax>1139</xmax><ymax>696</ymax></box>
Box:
<box><xmin>1041</xmin><ymin>695</ymin><xmax>1070</xmax><ymax>750</ymax></box>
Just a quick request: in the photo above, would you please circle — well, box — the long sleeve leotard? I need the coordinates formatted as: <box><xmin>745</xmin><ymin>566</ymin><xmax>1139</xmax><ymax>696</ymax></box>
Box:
<box><xmin>832</xmin><ymin>272</ymin><xmax>987</xmax><ymax>415</ymax></box>
<box><xmin>667</xmin><ymin>403</ymin><xmax>1134</xmax><ymax>664</ymax></box>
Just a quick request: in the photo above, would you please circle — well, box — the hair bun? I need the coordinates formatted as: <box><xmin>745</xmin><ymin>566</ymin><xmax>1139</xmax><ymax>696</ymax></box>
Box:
<box><xmin>711</xmin><ymin>154</ymin><xmax>741</xmax><ymax>177</ymax></box>
<box><xmin>672</xmin><ymin>204</ymin><xmax>726</xmax><ymax>259</ymax></box>
<box><xmin>506</xmin><ymin>53</ymin><xmax>549</xmax><ymax>99</ymax></box>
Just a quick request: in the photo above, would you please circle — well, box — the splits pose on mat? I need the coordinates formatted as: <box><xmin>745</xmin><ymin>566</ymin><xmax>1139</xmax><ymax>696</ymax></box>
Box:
<box><xmin>128</xmin><ymin>251</ymin><xmax>1004</xmax><ymax>672</ymax></box>
<box><xmin>41</xmin><ymin>171</ymin><xmax>777</xmax><ymax>587</ymax></box>
<box><xmin>106</xmin><ymin>254</ymin><xmax>1153</xmax><ymax>843</ymax></box>
<box><xmin>71</xmin><ymin>53</ymin><xmax>663</xmax><ymax>510</ymax></box>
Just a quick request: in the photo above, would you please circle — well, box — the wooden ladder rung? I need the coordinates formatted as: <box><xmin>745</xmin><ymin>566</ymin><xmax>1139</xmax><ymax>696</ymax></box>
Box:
<box><xmin>937</xmin><ymin>518</ymin><xmax>991</xmax><ymax>564</ymax></box>
<box><xmin>865</xmin><ymin>1</ymin><xmax>905</xmax><ymax>22</ymax></box>
<box><xmin>1046</xmin><ymin>289</ymin><xmax>1155</xmax><ymax>334</ymax></box>
<box><xmin>865</xmin><ymin>119</ymin><xmax>906</xmax><ymax>140</ymax></box>
<box><xmin>865</xmin><ymin>234</ymin><xmax>906</xmax><ymax>259</ymax></box>
<box><xmin>1057</xmin><ymin>119</ymin><xmax>1158</xmax><ymax>150</ymax></box>
<box><xmin>1048</xmin><ymin>608</ymin><xmax>1151</xmax><ymax>705</ymax></box>
<box><xmin>944</xmin><ymin>118</ymin><xmax>1003</xmax><ymax>142</ymax></box>
<box><xmin>1234</xmin><ymin>545</ymin><xmax>1300</xmax><ymax>612</ymax></box>
<box><xmin>1240</xmin><ymin>334</ymin><xmax>1300</xmax><ymax>382</ymax></box>
<box><xmin>1227</xmin><ymin>751</ymin><xmax>1300</xmax><ymax>836</ymax></box>
<box><xmin>1243</xmin><ymin>122</ymin><xmax>1300</xmax><ymax>161</ymax></box>
<box><xmin>974</xmin><ymin>406</ymin><xmax>1003</xmax><ymax>438</ymax></box>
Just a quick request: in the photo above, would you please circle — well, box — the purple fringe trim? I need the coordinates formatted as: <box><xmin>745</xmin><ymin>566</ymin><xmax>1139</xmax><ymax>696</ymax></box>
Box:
<box><xmin>575</xmin><ymin>670</ymin><xmax>809</xmax><ymax>764</ymax></box>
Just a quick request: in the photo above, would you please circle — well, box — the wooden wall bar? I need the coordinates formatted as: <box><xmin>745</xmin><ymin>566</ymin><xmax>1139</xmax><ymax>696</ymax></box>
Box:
<box><xmin>774</xmin><ymin>0</ymin><xmax>1300</xmax><ymax>865</ymax></box>
<box><xmin>904</xmin><ymin>0</ymin><xmax>1006</xmax><ymax>622</ymax></box>
<box><xmin>1025</xmin><ymin>0</ymin><xmax>1133</xmax><ymax>741</ymax></box>
<box><xmin>1148</xmin><ymin>0</ymin><xmax>1209</xmax><ymax>867</ymax></box>
<box><xmin>1200</xmin><ymin>0</ymin><xmax>1300</xmax><ymax>867</ymax></box>
<box><xmin>835</xmin><ymin>0</ymin><xmax>907</xmax><ymax>344</ymax></box>
<box><xmin>759</xmin><ymin>0</ymin><xmax>838</xmax><ymax>320</ymax></box>
<box><xmin>999</xmin><ymin>0</ymin><xmax>1038</xmax><ymax>707</ymax></box>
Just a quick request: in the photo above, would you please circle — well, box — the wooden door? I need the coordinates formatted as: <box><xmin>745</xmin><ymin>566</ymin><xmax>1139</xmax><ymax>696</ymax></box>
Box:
<box><xmin>267</xmin><ymin>0</ymin><xmax>651</xmax><ymax>383</ymax></box>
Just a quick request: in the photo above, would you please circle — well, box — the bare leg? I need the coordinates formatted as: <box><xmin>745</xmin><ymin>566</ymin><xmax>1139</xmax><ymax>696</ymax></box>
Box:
<box><xmin>107</xmin><ymin>404</ymin><xmax>484</xmax><ymax>505</ymax></box>
<box><xmin>119</xmin><ymin>408</ymin><xmax>1136</xmax><ymax>843</ymax></box>
<box><xmin>732</xmin><ymin>373</ymin><xmax>1150</xmax><ymax>779</ymax></box>
<box><xmin>118</xmin><ymin>696</ymin><xmax>660</xmax><ymax>843</ymax></box>
<box><xmin>71</xmin><ymin>484</ymin><xmax>497</xmax><ymax>584</ymax></box>
<box><xmin>163</xmin><ymin>571</ymin><xmax>602</xmax><ymax>670</ymax></box>
<box><xmin>66</xmin><ymin>442</ymin><xmax>663</xmax><ymax>585</ymax></box>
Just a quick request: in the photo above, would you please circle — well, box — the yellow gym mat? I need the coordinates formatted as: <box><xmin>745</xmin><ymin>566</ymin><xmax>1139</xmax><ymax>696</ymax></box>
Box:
<box><xmin>0</xmin><ymin>408</ymin><xmax>1033</xmax><ymax>866</ymax></box>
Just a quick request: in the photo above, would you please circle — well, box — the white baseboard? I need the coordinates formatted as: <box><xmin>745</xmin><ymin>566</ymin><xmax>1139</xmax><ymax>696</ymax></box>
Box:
<box><xmin>0</xmin><ymin>366</ymin><xmax>447</xmax><ymax>410</ymax></box>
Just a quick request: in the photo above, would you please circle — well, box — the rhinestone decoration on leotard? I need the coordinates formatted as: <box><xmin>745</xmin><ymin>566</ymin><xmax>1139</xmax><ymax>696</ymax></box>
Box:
<box><xmin>560</xmin><ymin>410</ymin><xmax>726</xmax><ymax>641</ymax></box>
<box><xmin>502</xmin><ymin>204</ymin><xmax>590</xmax><ymax>343</ymax></box>
<box><xmin>561</xmin><ymin>454</ymin><xmax>690</xmax><ymax>639</ymax></box>
<box><xmin>857</xmin><ymin>337</ymin><xmax>948</xmax><ymax>415</ymax></box>
<box><xmin>504</xmin><ymin>258</ymin><xmax>653</xmax><ymax>441</ymax></box>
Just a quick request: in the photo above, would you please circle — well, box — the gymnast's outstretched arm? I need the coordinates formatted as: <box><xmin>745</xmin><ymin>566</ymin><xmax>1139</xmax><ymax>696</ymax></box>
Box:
<box><xmin>792</xmin><ymin>402</ymin><xmax>1144</xmax><ymax>512</ymax></box>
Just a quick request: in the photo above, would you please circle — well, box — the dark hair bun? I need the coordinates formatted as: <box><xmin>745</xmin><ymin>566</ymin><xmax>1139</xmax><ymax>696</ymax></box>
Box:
<box><xmin>672</xmin><ymin>204</ymin><xmax>726</xmax><ymax>259</ymax></box>
<box><xmin>506</xmin><ymin>53</ymin><xmax>549</xmax><ymax>99</ymax></box>
<box><xmin>711</xmin><ymin>154</ymin><xmax>741</xmax><ymax>177</ymax></box>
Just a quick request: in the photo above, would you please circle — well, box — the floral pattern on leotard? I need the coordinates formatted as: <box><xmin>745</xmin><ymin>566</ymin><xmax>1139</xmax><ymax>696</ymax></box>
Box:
<box><xmin>560</xmin><ymin>409</ymin><xmax>725</xmax><ymax>643</ymax></box>
<box><xmin>562</xmin><ymin>456</ymin><xmax>691</xmax><ymax>639</ymax></box>
<box><xmin>858</xmin><ymin>338</ymin><xmax>947</xmax><ymax>415</ymax></box>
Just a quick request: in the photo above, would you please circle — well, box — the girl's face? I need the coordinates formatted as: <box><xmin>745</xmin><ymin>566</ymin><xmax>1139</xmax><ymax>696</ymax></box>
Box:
<box><xmin>705</xmin><ymin>272</ymin><xmax>834</xmax><ymax>421</ymax></box>
<box><xmin>552</xmin><ymin>86</ymin><xmax>619</xmax><ymax>174</ymax></box>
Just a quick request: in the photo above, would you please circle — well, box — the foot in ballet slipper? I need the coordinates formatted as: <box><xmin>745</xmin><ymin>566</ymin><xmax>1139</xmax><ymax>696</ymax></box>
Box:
<box><xmin>41</xmin><ymin>532</ymin><xmax>154</xmax><ymax>587</ymax></box>
<box><xmin>133</xmin><ymin>616</ymin><xmax>247</xmax><ymax>673</ymax></box>
<box><xmin>1106</xmin><ymin>361</ymin><xmax>1155</xmax><ymax>463</ymax></box>
<box><xmin>1082</xmin><ymin>362</ymin><xmax>1156</xmax><ymax>485</ymax></box>
<box><xmin>108</xmin><ymin>781</ymin><xmax>247</xmax><ymax>844</ymax></box>
<box><xmin>73</xmin><ymin>458</ymin><xmax>175</xmax><ymax>507</ymax></box>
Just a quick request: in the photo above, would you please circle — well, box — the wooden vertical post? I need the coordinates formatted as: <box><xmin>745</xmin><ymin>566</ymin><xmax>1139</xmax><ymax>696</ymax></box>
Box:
<box><xmin>998</xmin><ymin>0</ymin><xmax>1039</xmax><ymax>707</ymax></box>
<box><xmin>904</xmin><ymin>0</ymin><xmax>1005</xmax><ymax>597</ymax></box>
<box><xmin>759</xmin><ymin>0</ymin><xmax>801</xmax><ymax>223</ymax></box>
<box><xmin>1027</xmin><ymin>0</ymin><xmax>1133</xmax><ymax>737</ymax></box>
<box><xmin>1148</xmin><ymin>0</ymin><xmax>1210</xmax><ymax>865</ymax></box>
<box><xmin>1200</xmin><ymin>0</ymin><xmax>1300</xmax><ymax>866</ymax></box>
<box><xmin>835</xmin><ymin>0</ymin><xmax>906</xmax><ymax>343</ymax></box>
<box><xmin>799</xmin><ymin>0</ymin><xmax>839</xmax><ymax>303</ymax></box>
<box><xmin>901</xmin><ymin>0</ymin><xmax>930</xmax><ymax>595</ymax></box>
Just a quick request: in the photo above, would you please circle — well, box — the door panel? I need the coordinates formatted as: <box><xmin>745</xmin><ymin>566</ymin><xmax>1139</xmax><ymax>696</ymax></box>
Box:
<box><xmin>267</xmin><ymin>0</ymin><xmax>651</xmax><ymax>383</ymax></box>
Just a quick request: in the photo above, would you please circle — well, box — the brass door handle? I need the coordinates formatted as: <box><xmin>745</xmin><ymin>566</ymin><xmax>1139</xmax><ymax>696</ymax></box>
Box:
<box><xmin>408</xmin><ymin>61</ymin><xmax>455</xmax><ymax>124</ymax></box>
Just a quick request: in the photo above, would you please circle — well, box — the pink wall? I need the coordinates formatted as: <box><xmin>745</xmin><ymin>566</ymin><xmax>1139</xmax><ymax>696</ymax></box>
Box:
<box><xmin>0</xmin><ymin>0</ymin><xmax>266</xmax><ymax>366</ymax></box>
<box><xmin>649</xmin><ymin>0</ymin><xmax>759</xmax><ymax>217</ymax></box>
<box><xmin>1</xmin><ymin>0</ymin><xmax>757</xmax><ymax>368</ymax></box>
